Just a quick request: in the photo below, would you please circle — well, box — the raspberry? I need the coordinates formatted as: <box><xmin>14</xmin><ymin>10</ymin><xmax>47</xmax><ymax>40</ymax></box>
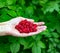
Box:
<box><xmin>15</xmin><ymin>20</ymin><xmax>37</xmax><ymax>33</ymax></box>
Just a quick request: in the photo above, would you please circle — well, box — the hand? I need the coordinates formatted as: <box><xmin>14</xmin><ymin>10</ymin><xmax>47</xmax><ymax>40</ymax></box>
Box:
<box><xmin>5</xmin><ymin>17</ymin><xmax>47</xmax><ymax>37</ymax></box>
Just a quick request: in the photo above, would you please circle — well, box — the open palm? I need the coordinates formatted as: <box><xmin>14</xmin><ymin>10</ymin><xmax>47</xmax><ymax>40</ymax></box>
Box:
<box><xmin>6</xmin><ymin>17</ymin><xmax>47</xmax><ymax>37</ymax></box>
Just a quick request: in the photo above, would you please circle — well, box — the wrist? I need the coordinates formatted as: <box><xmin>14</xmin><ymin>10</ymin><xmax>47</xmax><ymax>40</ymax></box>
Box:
<box><xmin>0</xmin><ymin>23</ymin><xmax>7</xmax><ymax>36</ymax></box>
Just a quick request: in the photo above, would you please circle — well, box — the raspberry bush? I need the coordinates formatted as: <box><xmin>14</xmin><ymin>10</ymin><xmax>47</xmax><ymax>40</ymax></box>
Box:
<box><xmin>0</xmin><ymin>0</ymin><xmax>60</xmax><ymax>53</ymax></box>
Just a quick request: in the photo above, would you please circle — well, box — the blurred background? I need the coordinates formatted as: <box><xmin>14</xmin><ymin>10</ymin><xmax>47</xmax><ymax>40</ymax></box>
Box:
<box><xmin>0</xmin><ymin>0</ymin><xmax>60</xmax><ymax>53</ymax></box>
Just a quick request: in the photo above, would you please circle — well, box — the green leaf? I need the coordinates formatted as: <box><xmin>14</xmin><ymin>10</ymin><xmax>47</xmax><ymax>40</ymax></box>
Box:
<box><xmin>0</xmin><ymin>14</ymin><xmax>11</xmax><ymax>22</ymax></box>
<box><xmin>10</xmin><ymin>43</ymin><xmax>20</xmax><ymax>53</ymax></box>
<box><xmin>6</xmin><ymin>0</ymin><xmax>16</xmax><ymax>5</ymax></box>
<box><xmin>0</xmin><ymin>1</ymin><xmax>5</xmax><ymax>8</ymax></box>
<box><xmin>42</xmin><ymin>1</ymin><xmax>59</xmax><ymax>14</ymax></box>
<box><xmin>32</xmin><ymin>0</ymin><xmax>39</xmax><ymax>4</ymax></box>
<box><xmin>25</xmin><ymin>6</ymin><xmax>34</xmax><ymax>16</ymax></box>
<box><xmin>24</xmin><ymin>42</ymin><xmax>33</xmax><ymax>49</ymax></box>
<box><xmin>56</xmin><ymin>22</ymin><xmax>60</xmax><ymax>33</ymax></box>
<box><xmin>7</xmin><ymin>10</ymin><xmax>17</xmax><ymax>17</ymax></box>
<box><xmin>57</xmin><ymin>44</ymin><xmax>60</xmax><ymax>49</ymax></box>
<box><xmin>16</xmin><ymin>7</ymin><xmax>24</xmax><ymax>16</ymax></box>
<box><xmin>32</xmin><ymin>41</ymin><xmax>45</xmax><ymax>53</ymax></box>
<box><xmin>39</xmin><ymin>0</ymin><xmax>48</xmax><ymax>6</ymax></box>
<box><xmin>41</xmin><ymin>30</ymin><xmax>52</xmax><ymax>37</ymax></box>
<box><xmin>32</xmin><ymin>42</ymin><xmax>41</xmax><ymax>53</ymax></box>
<box><xmin>7</xmin><ymin>5</ymin><xmax>17</xmax><ymax>10</ymax></box>
<box><xmin>31</xmin><ymin>16</ymin><xmax>39</xmax><ymax>22</ymax></box>
<box><xmin>0</xmin><ymin>8</ymin><xmax>7</xmax><ymax>15</ymax></box>
<box><xmin>8</xmin><ymin>36</ymin><xmax>18</xmax><ymax>43</ymax></box>
<box><xmin>32</xmin><ymin>34</ymin><xmax>42</xmax><ymax>41</ymax></box>
<box><xmin>51</xmin><ymin>32</ymin><xmax>59</xmax><ymax>38</ymax></box>
<box><xmin>54</xmin><ymin>38</ymin><xmax>59</xmax><ymax>43</ymax></box>
<box><xmin>0</xmin><ymin>43</ymin><xmax>10</xmax><ymax>53</ymax></box>
<box><xmin>19</xmin><ymin>38</ymin><xmax>27</xmax><ymax>46</ymax></box>
<box><xmin>19</xmin><ymin>37</ymin><xmax>33</xmax><ymax>49</ymax></box>
<box><xmin>47</xmin><ymin>43</ymin><xmax>56</xmax><ymax>53</ymax></box>
<box><xmin>38</xmin><ymin>41</ymin><xmax>46</xmax><ymax>48</ymax></box>
<box><xmin>18</xmin><ymin>0</ymin><xmax>25</xmax><ymax>6</ymax></box>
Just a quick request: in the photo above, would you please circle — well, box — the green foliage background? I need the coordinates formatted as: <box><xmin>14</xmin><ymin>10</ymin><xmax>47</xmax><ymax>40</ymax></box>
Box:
<box><xmin>0</xmin><ymin>0</ymin><xmax>60</xmax><ymax>53</ymax></box>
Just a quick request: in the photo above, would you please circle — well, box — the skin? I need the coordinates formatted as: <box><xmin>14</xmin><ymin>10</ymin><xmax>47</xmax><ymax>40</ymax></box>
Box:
<box><xmin>0</xmin><ymin>17</ymin><xmax>47</xmax><ymax>37</ymax></box>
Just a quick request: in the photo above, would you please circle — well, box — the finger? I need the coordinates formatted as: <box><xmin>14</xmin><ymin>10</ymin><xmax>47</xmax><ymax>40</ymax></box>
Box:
<box><xmin>38</xmin><ymin>26</ymin><xmax>47</xmax><ymax>32</ymax></box>
<box><xmin>37</xmin><ymin>26</ymin><xmax>47</xmax><ymax>30</ymax></box>
<box><xmin>34</xmin><ymin>22</ymin><xmax>45</xmax><ymax>25</ymax></box>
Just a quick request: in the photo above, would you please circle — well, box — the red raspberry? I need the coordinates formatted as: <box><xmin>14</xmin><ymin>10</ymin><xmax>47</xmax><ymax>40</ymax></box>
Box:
<box><xmin>15</xmin><ymin>20</ymin><xmax>37</xmax><ymax>33</ymax></box>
